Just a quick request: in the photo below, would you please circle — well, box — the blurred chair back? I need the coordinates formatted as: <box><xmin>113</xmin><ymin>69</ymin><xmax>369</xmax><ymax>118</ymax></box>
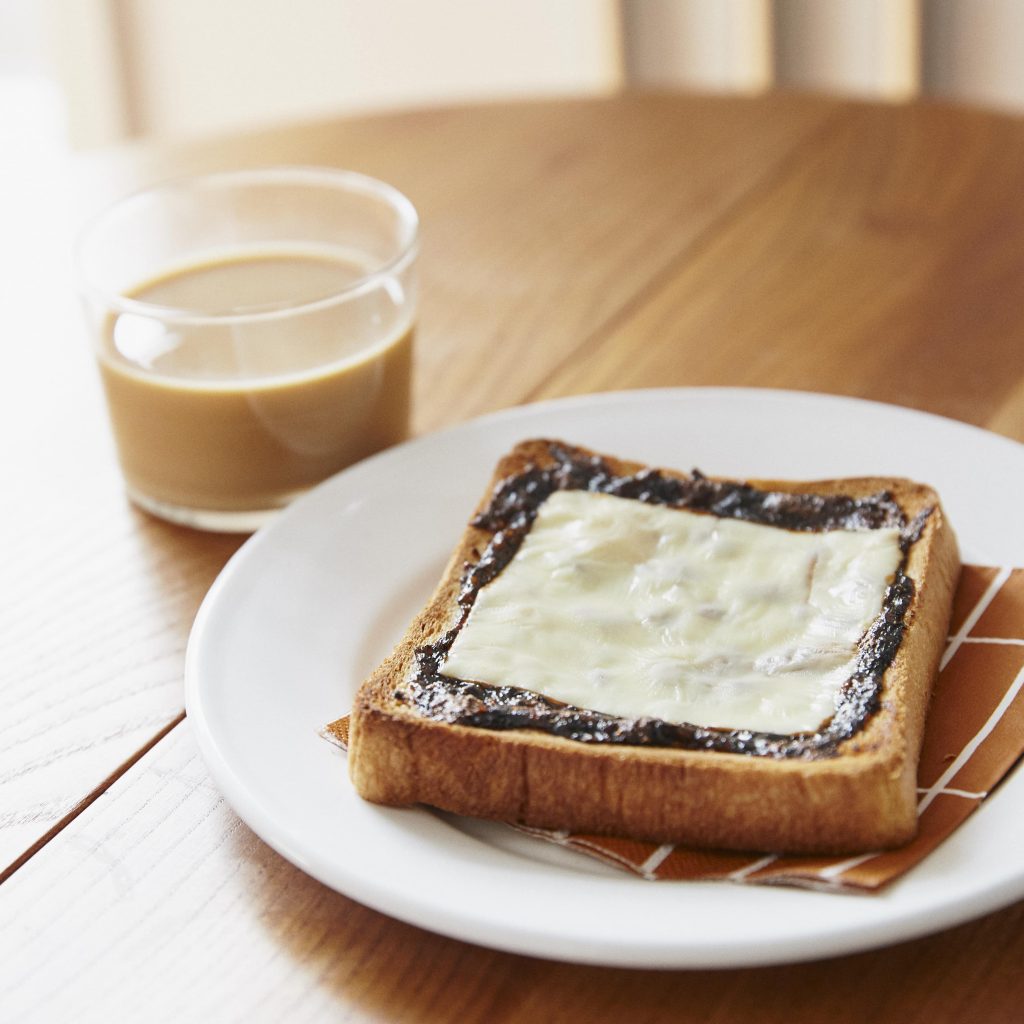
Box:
<box><xmin>49</xmin><ymin>0</ymin><xmax>1024</xmax><ymax>150</ymax></box>
<box><xmin>624</xmin><ymin>0</ymin><xmax>1024</xmax><ymax>112</ymax></box>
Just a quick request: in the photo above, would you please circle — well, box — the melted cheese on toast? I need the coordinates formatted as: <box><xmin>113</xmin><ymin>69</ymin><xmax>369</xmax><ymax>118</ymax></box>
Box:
<box><xmin>442</xmin><ymin>489</ymin><xmax>902</xmax><ymax>734</ymax></box>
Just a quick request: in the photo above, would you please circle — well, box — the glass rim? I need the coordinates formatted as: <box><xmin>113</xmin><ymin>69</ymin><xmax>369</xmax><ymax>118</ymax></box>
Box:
<box><xmin>73</xmin><ymin>165</ymin><xmax>420</xmax><ymax>324</ymax></box>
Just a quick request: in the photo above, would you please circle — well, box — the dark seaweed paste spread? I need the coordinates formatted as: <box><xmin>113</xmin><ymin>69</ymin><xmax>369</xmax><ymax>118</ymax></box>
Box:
<box><xmin>398</xmin><ymin>442</ymin><xmax>930</xmax><ymax>759</ymax></box>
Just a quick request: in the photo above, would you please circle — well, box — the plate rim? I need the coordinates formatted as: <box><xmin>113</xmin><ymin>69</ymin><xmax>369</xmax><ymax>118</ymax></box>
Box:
<box><xmin>185</xmin><ymin>386</ymin><xmax>1024</xmax><ymax>969</ymax></box>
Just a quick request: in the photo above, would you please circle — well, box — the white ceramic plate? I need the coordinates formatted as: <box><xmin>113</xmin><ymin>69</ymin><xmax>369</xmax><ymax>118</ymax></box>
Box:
<box><xmin>185</xmin><ymin>388</ymin><xmax>1024</xmax><ymax>969</ymax></box>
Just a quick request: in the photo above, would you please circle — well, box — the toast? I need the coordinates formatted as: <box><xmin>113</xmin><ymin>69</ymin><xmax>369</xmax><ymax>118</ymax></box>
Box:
<box><xmin>348</xmin><ymin>439</ymin><xmax>960</xmax><ymax>854</ymax></box>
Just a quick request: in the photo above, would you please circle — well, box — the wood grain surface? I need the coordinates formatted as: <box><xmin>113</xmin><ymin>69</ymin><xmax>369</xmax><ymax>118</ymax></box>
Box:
<box><xmin>3</xmin><ymin>92</ymin><xmax>1023</xmax><ymax>1022</ymax></box>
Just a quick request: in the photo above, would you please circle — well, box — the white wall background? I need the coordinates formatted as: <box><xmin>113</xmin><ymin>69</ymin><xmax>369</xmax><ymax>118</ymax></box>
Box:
<box><xmin>11</xmin><ymin>0</ymin><xmax>1024</xmax><ymax>151</ymax></box>
<box><xmin>44</xmin><ymin>0</ymin><xmax>624</xmax><ymax>147</ymax></box>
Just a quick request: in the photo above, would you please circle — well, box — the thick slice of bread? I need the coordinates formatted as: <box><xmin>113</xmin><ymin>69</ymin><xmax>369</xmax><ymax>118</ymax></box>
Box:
<box><xmin>348</xmin><ymin>440</ymin><xmax>959</xmax><ymax>854</ymax></box>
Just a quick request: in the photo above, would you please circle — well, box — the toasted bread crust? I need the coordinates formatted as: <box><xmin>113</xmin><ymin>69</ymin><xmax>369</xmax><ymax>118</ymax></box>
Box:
<box><xmin>348</xmin><ymin>440</ymin><xmax>960</xmax><ymax>854</ymax></box>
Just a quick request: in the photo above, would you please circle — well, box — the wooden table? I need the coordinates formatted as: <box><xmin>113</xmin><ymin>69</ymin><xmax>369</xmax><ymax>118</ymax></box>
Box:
<box><xmin>3</xmin><ymin>92</ymin><xmax>1024</xmax><ymax>1021</ymax></box>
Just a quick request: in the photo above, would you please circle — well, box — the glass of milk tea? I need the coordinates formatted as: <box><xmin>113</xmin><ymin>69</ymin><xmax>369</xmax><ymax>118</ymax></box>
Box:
<box><xmin>75</xmin><ymin>167</ymin><xmax>418</xmax><ymax>532</ymax></box>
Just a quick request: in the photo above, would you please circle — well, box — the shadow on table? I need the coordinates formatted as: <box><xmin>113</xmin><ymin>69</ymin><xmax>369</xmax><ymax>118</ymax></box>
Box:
<box><xmin>228</xmin><ymin>815</ymin><xmax>1024</xmax><ymax>1023</ymax></box>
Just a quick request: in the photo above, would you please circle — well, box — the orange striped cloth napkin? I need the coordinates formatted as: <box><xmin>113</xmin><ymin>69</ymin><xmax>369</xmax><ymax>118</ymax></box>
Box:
<box><xmin>325</xmin><ymin>565</ymin><xmax>1024</xmax><ymax>893</ymax></box>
